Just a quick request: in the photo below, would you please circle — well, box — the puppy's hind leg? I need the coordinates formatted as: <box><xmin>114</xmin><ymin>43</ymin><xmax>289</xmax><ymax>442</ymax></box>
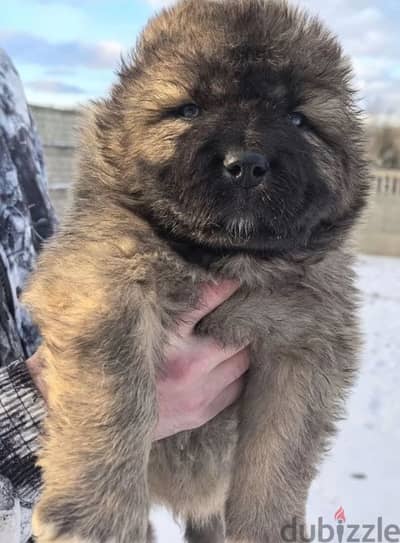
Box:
<box><xmin>185</xmin><ymin>515</ymin><xmax>224</xmax><ymax>543</ymax></box>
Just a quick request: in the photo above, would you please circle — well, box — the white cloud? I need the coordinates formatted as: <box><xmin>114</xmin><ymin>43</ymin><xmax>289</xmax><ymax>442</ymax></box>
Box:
<box><xmin>1</xmin><ymin>31</ymin><xmax>123</xmax><ymax>70</ymax></box>
<box><xmin>94</xmin><ymin>40</ymin><xmax>123</xmax><ymax>68</ymax></box>
<box><xmin>27</xmin><ymin>79</ymin><xmax>85</xmax><ymax>94</ymax></box>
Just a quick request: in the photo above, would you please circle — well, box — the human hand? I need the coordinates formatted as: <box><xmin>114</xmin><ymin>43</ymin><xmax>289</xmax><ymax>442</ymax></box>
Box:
<box><xmin>154</xmin><ymin>281</ymin><xmax>249</xmax><ymax>440</ymax></box>
<box><xmin>25</xmin><ymin>282</ymin><xmax>249</xmax><ymax>436</ymax></box>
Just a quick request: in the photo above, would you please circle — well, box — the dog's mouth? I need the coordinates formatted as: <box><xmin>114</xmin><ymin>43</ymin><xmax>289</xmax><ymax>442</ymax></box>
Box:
<box><xmin>224</xmin><ymin>216</ymin><xmax>257</xmax><ymax>242</ymax></box>
<box><xmin>132</xmin><ymin>158</ymin><xmax>338</xmax><ymax>265</ymax></box>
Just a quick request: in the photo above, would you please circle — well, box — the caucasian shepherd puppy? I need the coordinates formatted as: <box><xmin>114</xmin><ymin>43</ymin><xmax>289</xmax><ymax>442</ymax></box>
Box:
<box><xmin>25</xmin><ymin>0</ymin><xmax>369</xmax><ymax>542</ymax></box>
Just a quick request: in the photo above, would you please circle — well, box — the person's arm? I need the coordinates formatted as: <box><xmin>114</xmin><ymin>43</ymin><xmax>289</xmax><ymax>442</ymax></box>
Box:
<box><xmin>0</xmin><ymin>47</ymin><xmax>55</xmax><ymax>542</ymax></box>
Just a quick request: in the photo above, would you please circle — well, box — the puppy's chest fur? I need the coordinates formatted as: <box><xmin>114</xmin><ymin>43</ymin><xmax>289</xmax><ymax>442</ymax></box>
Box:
<box><xmin>149</xmin><ymin>245</ymin><xmax>354</xmax><ymax>514</ymax></box>
<box><xmin>155</xmin><ymin>248</ymin><xmax>345</xmax><ymax>359</ymax></box>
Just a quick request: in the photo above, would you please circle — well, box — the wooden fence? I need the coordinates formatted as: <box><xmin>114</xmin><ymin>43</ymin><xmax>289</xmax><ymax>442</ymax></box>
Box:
<box><xmin>355</xmin><ymin>169</ymin><xmax>400</xmax><ymax>257</ymax></box>
<box><xmin>375</xmin><ymin>169</ymin><xmax>400</xmax><ymax>195</ymax></box>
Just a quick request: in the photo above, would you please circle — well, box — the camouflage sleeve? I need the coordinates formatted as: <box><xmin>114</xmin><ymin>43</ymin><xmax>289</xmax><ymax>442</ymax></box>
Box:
<box><xmin>0</xmin><ymin>48</ymin><xmax>57</xmax><ymax>542</ymax></box>
<box><xmin>0</xmin><ymin>47</ymin><xmax>57</xmax><ymax>359</ymax></box>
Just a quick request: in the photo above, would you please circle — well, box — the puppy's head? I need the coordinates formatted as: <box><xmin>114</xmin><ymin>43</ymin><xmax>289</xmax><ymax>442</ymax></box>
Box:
<box><xmin>87</xmin><ymin>0</ymin><xmax>368</xmax><ymax>256</ymax></box>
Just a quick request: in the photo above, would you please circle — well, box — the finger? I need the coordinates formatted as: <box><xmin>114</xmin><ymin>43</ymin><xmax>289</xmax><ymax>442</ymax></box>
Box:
<box><xmin>204</xmin><ymin>378</ymin><xmax>245</xmax><ymax>422</ymax></box>
<box><xmin>177</xmin><ymin>281</ymin><xmax>239</xmax><ymax>337</ymax></box>
<box><xmin>204</xmin><ymin>349</ymin><xmax>250</xmax><ymax>397</ymax></box>
<box><xmin>26</xmin><ymin>351</ymin><xmax>48</xmax><ymax>402</ymax></box>
<box><xmin>185</xmin><ymin>336</ymin><xmax>249</xmax><ymax>375</ymax></box>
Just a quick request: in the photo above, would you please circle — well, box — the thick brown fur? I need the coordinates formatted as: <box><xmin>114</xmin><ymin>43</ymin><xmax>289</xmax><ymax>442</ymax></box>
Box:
<box><xmin>24</xmin><ymin>1</ymin><xmax>369</xmax><ymax>542</ymax></box>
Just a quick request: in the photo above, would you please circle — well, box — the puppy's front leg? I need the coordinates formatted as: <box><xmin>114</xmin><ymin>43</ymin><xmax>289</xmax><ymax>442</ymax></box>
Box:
<box><xmin>225</xmin><ymin>345</ymin><xmax>355</xmax><ymax>543</ymax></box>
<box><xmin>32</xmin><ymin>296</ymin><xmax>160</xmax><ymax>543</ymax></box>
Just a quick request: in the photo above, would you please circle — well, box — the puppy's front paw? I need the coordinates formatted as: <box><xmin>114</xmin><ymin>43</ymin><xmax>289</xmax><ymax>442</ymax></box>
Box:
<box><xmin>32</xmin><ymin>509</ymin><xmax>116</xmax><ymax>543</ymax></box>
<box><xmin>32</xmin><ymin>519</ymin><xmax>84</xmax><ymax>543</ymax></box>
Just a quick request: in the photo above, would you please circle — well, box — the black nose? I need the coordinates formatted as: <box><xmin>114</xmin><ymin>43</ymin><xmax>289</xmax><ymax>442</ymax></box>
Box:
<box><xmin>223</xmin><ymin>151</ymin><xmax>269</xmax><ymax>188</ymax></box>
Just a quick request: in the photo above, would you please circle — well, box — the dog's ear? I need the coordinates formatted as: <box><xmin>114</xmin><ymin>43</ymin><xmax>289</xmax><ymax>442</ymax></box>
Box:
<box><xmin>76</xmin><ymin>101</ymin><xmax>123</xmax><ymax>196</ymax></box>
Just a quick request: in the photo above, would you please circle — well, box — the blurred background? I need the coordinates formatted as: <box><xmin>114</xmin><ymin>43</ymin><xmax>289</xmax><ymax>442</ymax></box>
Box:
<box><xmin>2</xmin><ymin>0</ymin><xmax>399</xmax><ymax>540</ymax></box>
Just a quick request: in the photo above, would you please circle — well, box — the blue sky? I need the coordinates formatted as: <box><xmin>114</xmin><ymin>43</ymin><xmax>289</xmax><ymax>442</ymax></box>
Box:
<box><xmin>1</xmin><ymin>0</ymin><xmax>399</xmax><ymax>119</ymax></box>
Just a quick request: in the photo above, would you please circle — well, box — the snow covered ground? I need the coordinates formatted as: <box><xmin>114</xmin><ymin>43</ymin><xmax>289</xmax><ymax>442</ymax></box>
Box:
<box><xmin>151</xmin><ymin>255</ymin><xmax>400</xmax><ymax>541</ymax></box>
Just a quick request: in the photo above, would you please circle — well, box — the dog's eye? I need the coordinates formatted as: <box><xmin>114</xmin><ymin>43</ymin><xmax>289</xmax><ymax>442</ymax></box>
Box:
<box><xmin>179</xmin><ymin>104</ymin><xmax>201</xmax><ymax>119</ymax></box>
<box><xmin>289</xmin><ymin>112</ymin><xmax>306</xmax><ymax>128</ymax></box>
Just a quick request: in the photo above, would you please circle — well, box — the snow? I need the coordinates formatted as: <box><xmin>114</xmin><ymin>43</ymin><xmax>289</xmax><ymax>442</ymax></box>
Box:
<box><xmin>308</xmin><ymin>255</ymin><xmax>400</xmax><ymax>527</ymax></box>
<box><xmin>151</xmin><ymin>255</ymin><xmax>400</xmax><ymax>541</ymax></box>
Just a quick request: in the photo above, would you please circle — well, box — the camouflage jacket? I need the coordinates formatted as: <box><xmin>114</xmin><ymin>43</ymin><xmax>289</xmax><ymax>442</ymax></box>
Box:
<box><xmin>0</xmin><ymin>49</ymin><xmax>56</xmax><ymax>542</ymax></box>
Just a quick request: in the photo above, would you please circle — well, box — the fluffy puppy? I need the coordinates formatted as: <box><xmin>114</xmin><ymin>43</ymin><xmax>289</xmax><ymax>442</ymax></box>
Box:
<box><xmin>24</xmin><ymin>1</ymin><xmax>369</xmax><ymax>542</ymax></box>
